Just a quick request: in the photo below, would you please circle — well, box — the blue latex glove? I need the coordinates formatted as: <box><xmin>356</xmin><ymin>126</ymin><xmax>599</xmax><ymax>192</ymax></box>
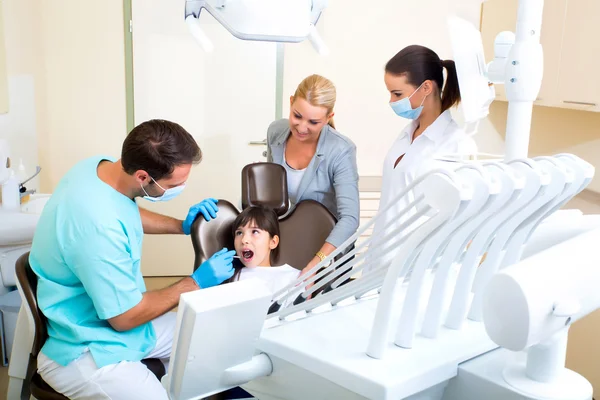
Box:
<box><xmin>191</xmin><ymin>248</ymin><xmax>236</xmax><ymax>289</ymax></box>
<box><xmin>182</xmin><ymin>198</ymin><xmax>219</xmax><ymax>235</ymax></box>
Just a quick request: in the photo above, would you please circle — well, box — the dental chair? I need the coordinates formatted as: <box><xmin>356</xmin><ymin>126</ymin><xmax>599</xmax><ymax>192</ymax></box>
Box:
<box><xmin>14</xmin><ymin>252</ymin><xmax>166</xmax><ymax>400</ymax></box>
<box><xmin>190</xmin><ymin>163</ymin><xmax>338</xmax><ymax>399</ymax></box>
<box><xmin>191</xmin><ymin>162</ymin><xmax>338</xmax><ymax>271</ymax></box>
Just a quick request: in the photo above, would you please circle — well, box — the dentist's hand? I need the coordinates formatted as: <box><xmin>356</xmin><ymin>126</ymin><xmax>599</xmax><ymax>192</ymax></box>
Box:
<box><xmin>182</xmin><ymin>198</ymin><xmax>219</xmax><ymax>235</ymax></box>
<box><xmin>191</xmin><ymin>248</ymin><xmax>236</xmax><ymax>289</ymax></box>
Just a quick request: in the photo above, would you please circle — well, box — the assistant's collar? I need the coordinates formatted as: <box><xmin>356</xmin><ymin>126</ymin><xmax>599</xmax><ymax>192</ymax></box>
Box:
<box><xmin>399</xmin><ymin>110</ymin><xmax>453</xmax><ymax>143</ymax></box>
<box><xmin>423</xmin><ymin>110</ymin><xmax>453</xmax><ymax>143</ymax></box>
<box><xmin>398</xmin><ymin>119</ymin><xmax>419</xmax><ymax>140</ymax></box>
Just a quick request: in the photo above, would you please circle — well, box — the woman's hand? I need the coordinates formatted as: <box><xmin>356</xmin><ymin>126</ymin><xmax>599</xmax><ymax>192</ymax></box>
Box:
<box><xmin>300</xmin><ymin>256</ymin><xmax>322</xmax><ymax>299</ymax></box>
<box><xmin>301</xmin><ymin>256</ymin><xmax>322</xmax><ymax>283</ymax></box>
<box><xmin>301</xmin><ymin>243</ymin><xmax>335</xmax><ymax>298</ymax></box>
<box><xmin>301</xmin><ymin>256</ymin><xmax>322</xmax><ymax>277</ymax></box>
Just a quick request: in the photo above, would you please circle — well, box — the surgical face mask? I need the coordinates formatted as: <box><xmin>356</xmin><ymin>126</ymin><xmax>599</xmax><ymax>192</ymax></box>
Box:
<box><xmin>141</xmin><ymin>177</ymin><xmax>186</xmax><ymax>202</ymax></box>
<box><xmin>389</xmin><ymin>82</ymin><xmax>427</xmax><ymax>120</ymax></box>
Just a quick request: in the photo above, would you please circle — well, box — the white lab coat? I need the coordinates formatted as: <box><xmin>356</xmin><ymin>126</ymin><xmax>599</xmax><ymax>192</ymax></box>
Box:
<box><xmin>365</xmin><ymin>110</ymin><xmax>476</xmax><ymax>274</ymax></box>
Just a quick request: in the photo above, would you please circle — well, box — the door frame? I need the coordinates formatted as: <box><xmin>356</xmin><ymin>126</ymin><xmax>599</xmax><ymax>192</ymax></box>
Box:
<box><xmin>123</xmin><ymin>0</ymin><xmax>135</xmax><ymax>133</ymax></box>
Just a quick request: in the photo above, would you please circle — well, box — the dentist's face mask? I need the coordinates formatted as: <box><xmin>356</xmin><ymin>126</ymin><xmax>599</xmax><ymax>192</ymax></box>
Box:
<box><xmin>389</xmin><ymin>82</ymin><xmax>427</xmax><ymax>120</ymax></box>
<box><xmin>141</xmin><ymin>176</ymin><xmax>186</xmax><ymax>202</ymax></box>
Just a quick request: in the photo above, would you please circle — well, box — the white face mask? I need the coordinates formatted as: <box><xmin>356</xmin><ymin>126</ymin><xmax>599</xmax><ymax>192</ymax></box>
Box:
<box><xmin>141</xmin><ymin>176</ymin><xmax>186</xmax><ymax>202</ymax></box>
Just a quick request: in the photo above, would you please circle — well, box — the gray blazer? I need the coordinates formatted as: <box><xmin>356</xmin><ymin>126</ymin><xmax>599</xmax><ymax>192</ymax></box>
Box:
<box><xmin>266</xmin><ymin>119</ymin><xmax>360</xmax><ymax>248</ymax></box>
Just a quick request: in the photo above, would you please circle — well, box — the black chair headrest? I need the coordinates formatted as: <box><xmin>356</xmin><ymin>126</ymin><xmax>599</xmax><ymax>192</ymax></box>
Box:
<box><xmin>242</xmin><ymin>162</ymin><xmax>289</xmax><ymax>217</ymax></box>
<box><xmin>190</xmin><ymin>200</ymin><xmax>239</xmax><ymax>271</ymax></box>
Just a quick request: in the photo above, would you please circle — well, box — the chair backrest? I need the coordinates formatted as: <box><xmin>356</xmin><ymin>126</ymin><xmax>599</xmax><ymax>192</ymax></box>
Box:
<box><xmin>276</xmin><ymin>200</ymin><xmax>336</xmax><ymax>269</ymax></box>
<box><xmin>191</xmin><ymin>200</ymin><xmax>239</xmax><ymax>270</ymax></box>
<box><xmin>15</xmin><ymin>251</ymin><xmax>47</xmax><ymax>357</ymax></box>
<box><xmin>191</xmin><ymin>163</ymin><xmax>338</xmax><ymax>271</ymax></box>
<box><xmin>241</xmin><ymin>162</ymin><xmax>289</xmax><ymax>216</ymax></box>
<box><xmin>191</xmin><ymin>201</ymin><xmax>337</xmax><ymax>271</ymax></box>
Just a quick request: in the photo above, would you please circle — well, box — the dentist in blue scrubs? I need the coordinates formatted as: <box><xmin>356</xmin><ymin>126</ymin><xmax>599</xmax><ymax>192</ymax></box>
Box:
<box><xmin>30</xmin><ymin>119</ymin><xmax>234</xmax><ymax>399</ymax></box>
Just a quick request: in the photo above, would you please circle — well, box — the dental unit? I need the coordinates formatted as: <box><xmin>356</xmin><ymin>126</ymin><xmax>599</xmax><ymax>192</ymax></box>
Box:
<box><xmin>164</xmin><ymin>152</ymin><xmax>597</xmax><ymax>400</ymax></box>
<box><xmin>160</xmin><ymin>1</ymin><xmax>600</xmax><ymax>399</ymax></box>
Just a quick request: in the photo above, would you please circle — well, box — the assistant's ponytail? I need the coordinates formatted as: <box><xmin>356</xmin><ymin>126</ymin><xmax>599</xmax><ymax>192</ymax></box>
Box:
<box><xmin>440</xmin><ymin>59</ymin><xmax>461</xmax><ymax>112</ymax></box>
<box><xmin>386</xmin><ymin>46</ymin><xmax>462</xmax><ymax>113</ymax></box>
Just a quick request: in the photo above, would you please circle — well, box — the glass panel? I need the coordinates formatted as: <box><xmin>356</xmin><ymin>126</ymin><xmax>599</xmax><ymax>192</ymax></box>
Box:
<box><xmin>131</xmin><ymin>0</ymin><xmax>277</xmax><ymax>275</ymax></box>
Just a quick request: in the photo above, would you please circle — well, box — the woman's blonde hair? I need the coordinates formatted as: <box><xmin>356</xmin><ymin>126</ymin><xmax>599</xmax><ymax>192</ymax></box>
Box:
<box><xmin>293</xmin><ymin>74</ymin><xmax>336</xmax><ymax>129</ymax></box>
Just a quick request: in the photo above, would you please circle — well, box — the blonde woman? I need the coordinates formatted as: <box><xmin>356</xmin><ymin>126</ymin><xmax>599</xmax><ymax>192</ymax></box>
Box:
<box><xmin>266</xmin><ymin>74</ymin><xmax>359</xmax><ymax>276</ymax></box>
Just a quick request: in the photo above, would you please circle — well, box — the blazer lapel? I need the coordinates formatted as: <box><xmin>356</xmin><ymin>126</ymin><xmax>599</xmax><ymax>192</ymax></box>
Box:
<box><xmin>271</xmin><ymin>130</ymin><xmax>288</xmax><ymax>164</ymax></box>
<box><xmin>295</xmin><ymin>155</ymin><xmax>322</xmax><ymax>202</ymax></box>
<box><xmin>294</xmin><ymin>126</ymin><xmax>328</xmax><ymax>202</ymax></box>
<box><xmin>271</xmin><ymin>141</ymin><xmax>285</xmax><ymax>165</ymax></box>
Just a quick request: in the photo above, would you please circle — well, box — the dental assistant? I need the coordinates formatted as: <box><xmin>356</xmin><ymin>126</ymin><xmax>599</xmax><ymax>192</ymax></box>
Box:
<box><xmin>367</xmin><ymin>45</ymin><xmax>476</xmax><ymax>272</ymax></box>
<box><xmin>267</xmin><ymin>74</ymin><xmax>360</xmax><ymax>276</ymax></box>
<box><xmin>29</xmin><ymin>119</ymin><xmax>234</xmax><ymax>399</ymax></box>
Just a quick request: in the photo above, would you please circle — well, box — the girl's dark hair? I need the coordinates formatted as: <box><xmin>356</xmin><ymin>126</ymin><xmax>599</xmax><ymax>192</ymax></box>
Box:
<box><xmin>228</xmin><ymin>206</ymin><xmax>281</xmax><ymax>282</ymax></box>
<box><xmin>385</xmin><ymin>45</ymin><xmax>461</xmax><ymax>112</ymax></box>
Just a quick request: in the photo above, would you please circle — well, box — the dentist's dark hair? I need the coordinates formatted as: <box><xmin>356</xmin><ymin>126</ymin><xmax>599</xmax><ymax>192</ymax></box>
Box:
<box><xmin>385</xmin><ymin>45</ymin><xmax>461</xmax><ymax>112</ymax></box>
<box><xmin>228</xmin><ymin>206</ymin><xmax>281</xmax><ymax>282</ymax></box>
<box><xmin>121</xmin><ymin>119</ymin><xmax>202</xmax><ymax>181</ymax></box>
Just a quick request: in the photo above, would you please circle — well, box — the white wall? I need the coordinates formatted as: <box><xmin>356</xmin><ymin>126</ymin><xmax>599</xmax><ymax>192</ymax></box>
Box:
<box><xmin>1</xmin><ymin>0</ymin><xmax>44</xmax><ymax>190</ymax></box>
<box><xmin>37</xmin><ymin>1</ymin><xmax>128</xmax><ymax>190</ymax></box>
<box><xmin>0</xmin><ymin>76</ymin><xmax>38</xmax><ymax>186</ymax></box>
<box><xmin>281</xmin><ymin>0</ymin><xmax>487</xmax><ymax>176</ymax></box>
<box><xmin>0</xmin><ymin>4</ymin><xmax>8</xmax><ymax>114</ymax></box>
<box><xmin>2</xmin><ymin>0</ymin><xmax>127</xmax><ymax>194</ymax></box>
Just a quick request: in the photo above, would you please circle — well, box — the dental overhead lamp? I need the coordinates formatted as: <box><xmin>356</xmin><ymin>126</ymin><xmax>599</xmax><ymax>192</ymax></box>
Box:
<box><xmin>184</xmin><ymin>0</ymin><xmax>329</xmax><ymax>55</ymax></box>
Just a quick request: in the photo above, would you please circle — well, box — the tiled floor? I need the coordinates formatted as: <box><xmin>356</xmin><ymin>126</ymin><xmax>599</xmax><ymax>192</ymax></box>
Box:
<box><xmin>2</xmin><ymin>192</ymin><xmax>600</xmax><ymax>398</ymax></box>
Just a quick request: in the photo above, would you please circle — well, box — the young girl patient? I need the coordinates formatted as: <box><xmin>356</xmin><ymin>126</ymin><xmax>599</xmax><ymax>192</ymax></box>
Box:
<box><xmin>220</xmin><ymin>207</ymin><xmax>302</xmax><ymax>400</ymax></box>
<box><xmin>228</xmin><ymin>206</ymin><xmax>300</xmax><ymax>295</ymax></box>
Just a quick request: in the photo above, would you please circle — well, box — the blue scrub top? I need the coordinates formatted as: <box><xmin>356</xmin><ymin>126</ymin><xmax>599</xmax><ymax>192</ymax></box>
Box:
<box><xmin>29</xmin><ymin>156</ymin><xmax>156</xmax><ymax>368</ymax></box>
